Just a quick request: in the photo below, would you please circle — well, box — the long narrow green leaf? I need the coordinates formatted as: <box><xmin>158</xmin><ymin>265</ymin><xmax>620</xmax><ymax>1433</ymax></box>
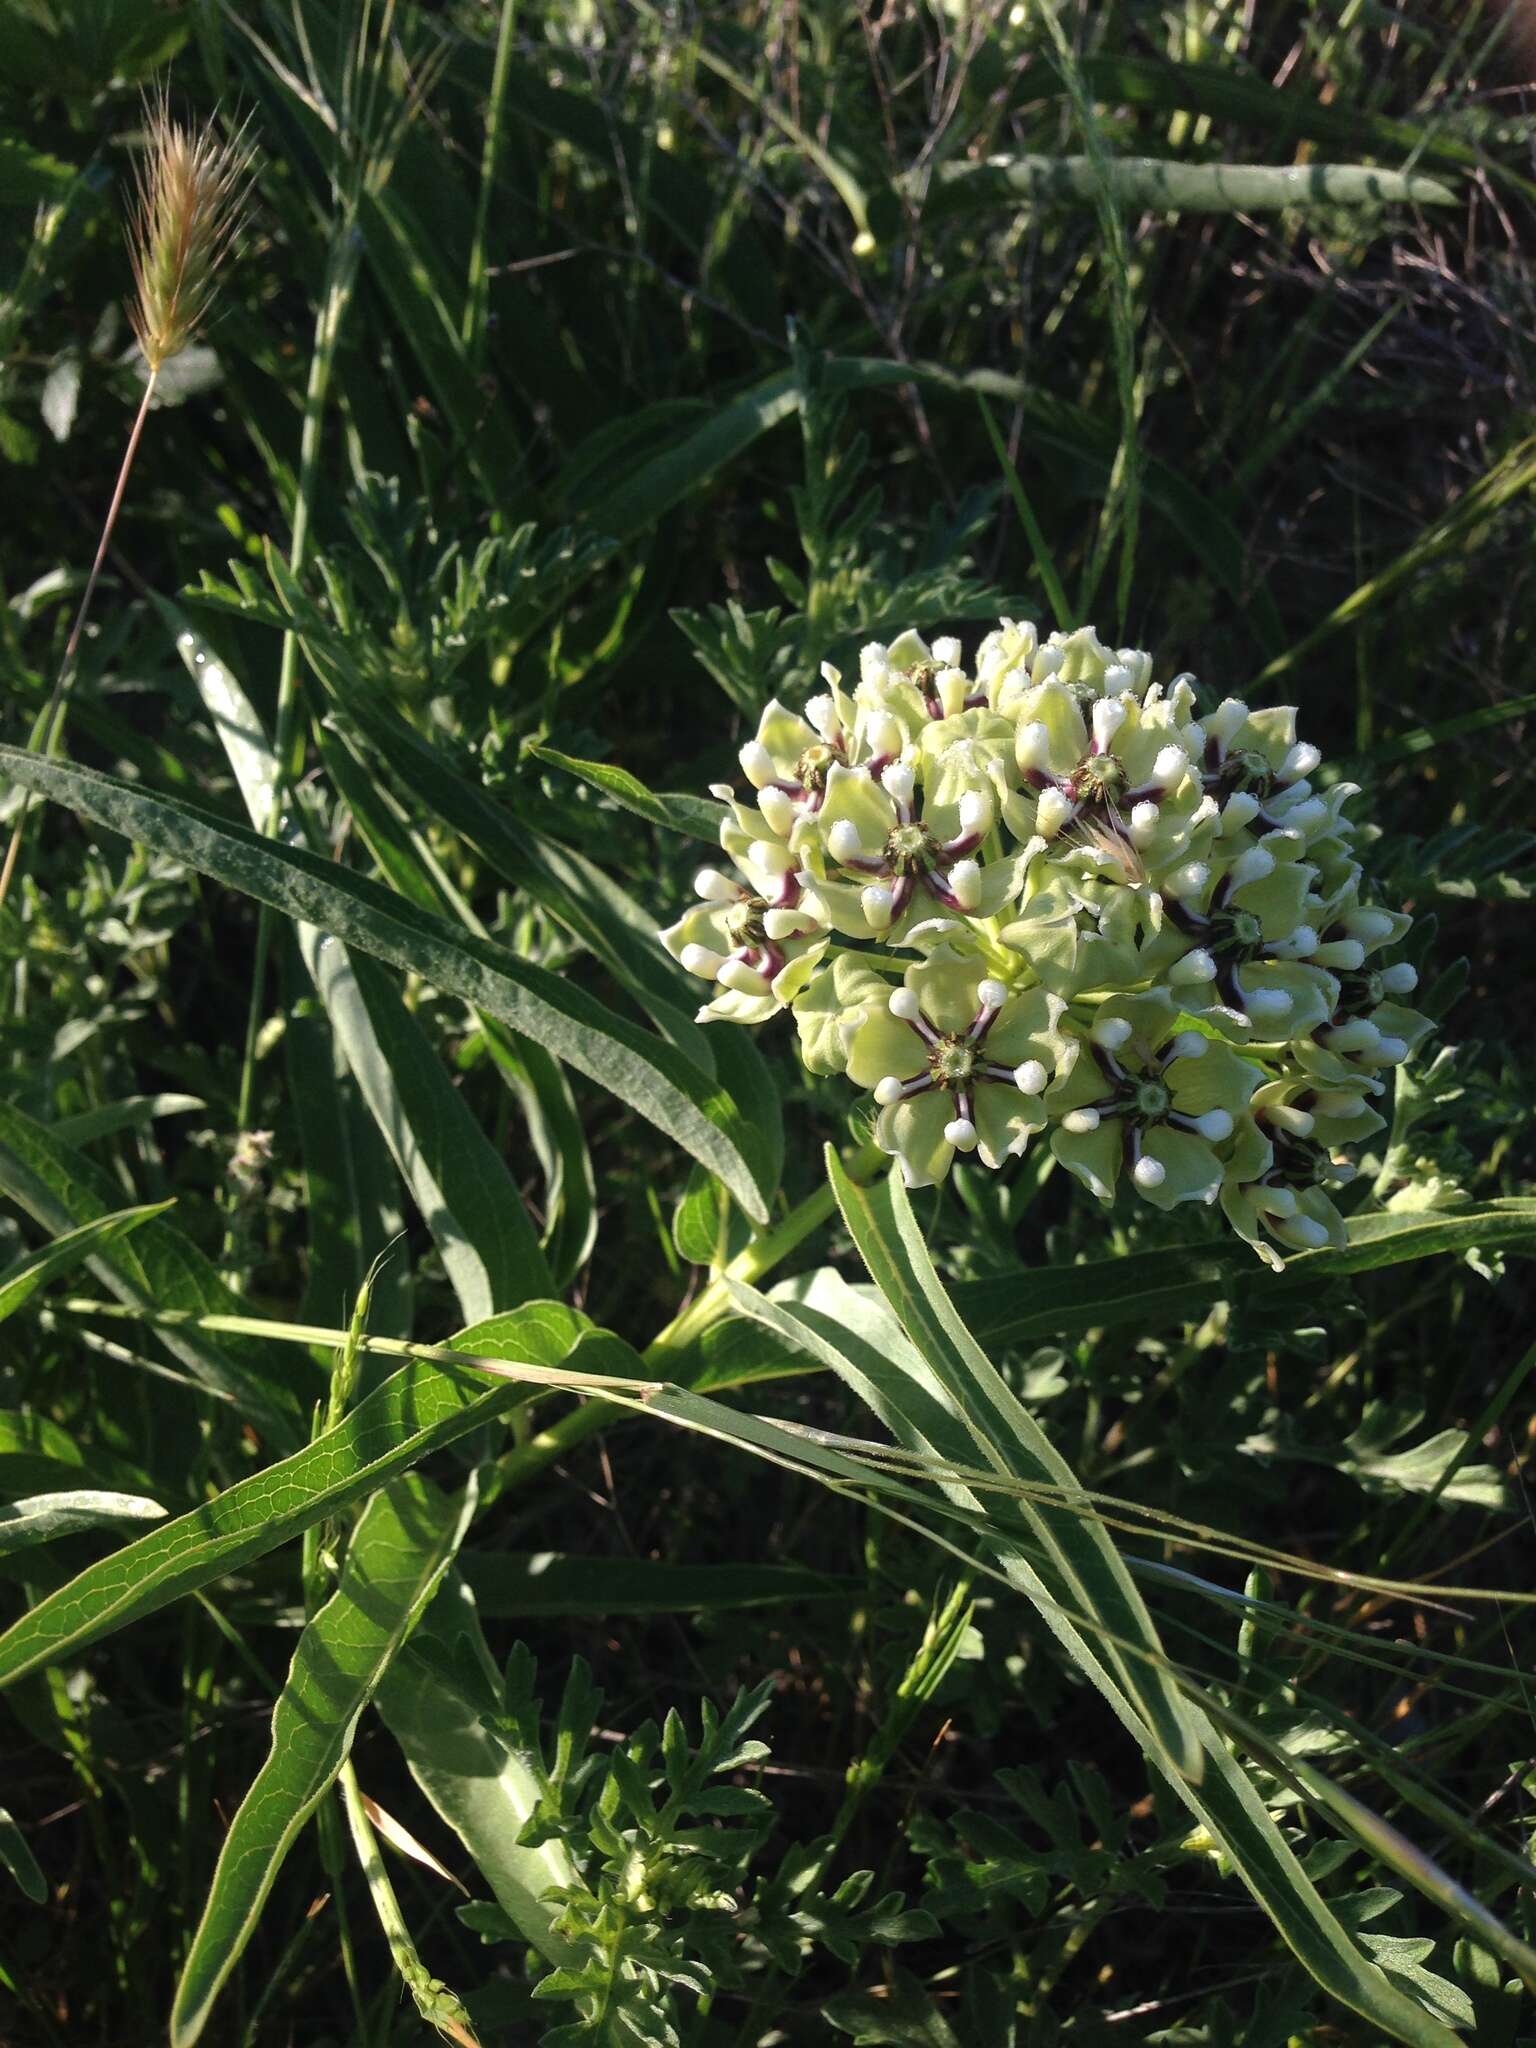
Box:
<box><xmin>0</xmin><ymin>1807</ymin><xmax>45</xmax><ymax>1903</ymax></box>
<box><xmin>0</xmin><ymin>1491</ymin><xmax>166</xmax><ymax>1558</ymax></box>
<box><xmin>727</xmin><ymin>1213</ymin><xmax>1461</xmax><ymax>2046</ymax></box>
<box><xmin>176</xmin><ymin>619</ymin><xmax>552</xmax><ymax>1322</ymax></box>
<box><xmin>954</xmin><ymin>1200</ymin><xmax>1536</xmax><ymax>1349</ymax></box>
<box><xmin>529</xmin><ymin>746</ymin><xmax>726</xmax><ymax>843</ymax></box>
<box><xmin>170</xmin><ymin>1476</ymin><xmax>474</xmax><ymax>2047</ymax></box>
<box><xmin>460</xmin><ymin>1551</ymin><xmax>855</xmax><ymax>1617</ymax></box>
<box><xmin>0</xmin><ymin>1202</ymin><xmax>172</xmax><ymax>1323</ymax></box>
<box><xmin>918</xmin><ymin>155</ymin><xmax>1456</xmax><ymax>216</ymax></box>
<box><xmin>377</xmin><ymin>1577</ymin><xmax>583</xmax><ymax>1965</ymax></box>
<box><xmin>0</xmin><ymin>749</ymin><xmax>772</xmax><ymax>1226</ymax></box>
<box><xmin>0</xmin><ymin>1302</ymin><xmax>598</xmax><ymax>1688</ymax></box>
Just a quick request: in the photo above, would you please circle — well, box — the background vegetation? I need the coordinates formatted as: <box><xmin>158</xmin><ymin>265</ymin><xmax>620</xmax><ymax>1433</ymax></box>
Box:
<box><xmin>2</xmin><ymin>1</ymin><xmax>1535</xmax><ymax>2042</ymax></box>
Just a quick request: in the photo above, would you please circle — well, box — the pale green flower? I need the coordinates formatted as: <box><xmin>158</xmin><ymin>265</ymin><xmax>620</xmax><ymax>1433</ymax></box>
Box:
<box><xmin>846</xmin><ymin>960</ymin><xmax>1074</xmax><ymax>1186</ymax></box>
<box><xmin>661</xmin><ymin>615</ymin><xmax>1432</xmax><ymax>1261</ymax></box>
<box><xmin>1046</xmin><ymin>994</ymin><xmax>1259</xmax><ymax>1210</ymax></box>
<box><xmin>661</xmin><ymin>848</ymin><xmax>828</xmax><ymax>1024</ymax></box>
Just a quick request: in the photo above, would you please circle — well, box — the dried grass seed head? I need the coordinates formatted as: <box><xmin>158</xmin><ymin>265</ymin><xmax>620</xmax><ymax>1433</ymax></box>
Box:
<box><xmin>128</xmin><ymin>87</ymin><xmax>255</xmax><ymax>373</ymax></box>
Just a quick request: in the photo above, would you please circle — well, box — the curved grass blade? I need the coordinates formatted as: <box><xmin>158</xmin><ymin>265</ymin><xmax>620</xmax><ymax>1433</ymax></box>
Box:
<box><xmin>0</xmin><ymin>1302</ymin><xmax>596</xmax><ymax>1689</ymax></box>
<box><xmin>0</xmin><ymin>1807</ymin><xmax>44</xmax><ymax>1903</ymax></box>
<box><xmin>170</xmin><ymin>1475</ymin><xmax>475</xmax><ymax>2047</ymax></box>
<box><xmin>0</xmin><ymin>1201</ymin><xmax>172</xmax><ymax>1323</ymax></box>
<box><xmin>0</xmin><ymin>749</ymin><xmax>772</xmax><ymax>1225</ymax></box>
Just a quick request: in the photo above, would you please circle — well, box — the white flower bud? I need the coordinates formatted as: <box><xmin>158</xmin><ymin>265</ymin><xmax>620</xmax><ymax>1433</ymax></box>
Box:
<box><xmin>866</xmin><ymin>711</ymin><xmax>904</xmax><ymax>759</ymax></box>
<box><xmin>1312</xmin><ymin>939</ymin><xmax>1364</xmax><ymax>971</ymax></box>
<box><xmin>1151</xmin><ymin>744</ymin><xmax>1188</xmax><ymax>786</ymax></box>
<box><xmin>1129</xmin><ymin>800</ymin><xmax>1160</xmax><ymax>843</ymax></box>
<box><xmin>1167</xmin><ymin>1032</ymin><xmax>1208</xmax><ymax>1061</ymax></box>
<box><xmin>1228</xmin><ymin>846</ymin><xmax>1275</xmax><ymax>889</ymax></box>
<box><xmin>1016</xmin><ymin>721</ymin><xmax>1052</xmax><ymax>773</ymax></box>
<box><xmin>948</xmin><ymin>860</ymin><xmax>981</xmax><ymax>910</ymax></box>
<box><xmin>1165</xmin><ymin>861</ymin><xmax>1209</xmax><ymax>900</ymax></box>
<box><xmin>1190</xmin><ymin>1109</ymin><xmax>1233</xmax><ymax>1141</ymax></box>
<box><xmin>977</xmin><ymin>978</ymin><xmax>1009</xmax><ymax>1010</ymax></box>
<box><xmin>827</xmin><ymin>819</ymin><xmax>867</xmax><ymax>864</ymax></box>
<box><xmin>1061</xmin><ymin>1107</ymin><xmax>1101</xmax><ymax>1133</ymax></box>
<box><xmin>1092</xmin><ymin>1016</ymin><xmax>1133</xmax><ymax>1050</ymax></box>
<box><xmin>804</xmin><ymin>692</ymin><xmax>836</xmax><ymax>738</ymax></box>
<box><xmin>717</xmin><ymin>957</ymin><xmax>772</xmax><ymax>997</ymax></box>
<box><xmin>944</xmin><ymin>1116</ymin><xmax>979</xmax><ymax>1151</ymax></box>
<box><xmin>884</xmin><ymin>763</ymin><xmax>915</xmax><ymax>808</ymax></box>
<box><xmin>958</xmin><ymin>788</ymin><xmax>992</xmax><ymax>838</ymax></box>
<box><xmin>1268</xmin><ymin>1102</ymin><xmax>1315</xmax><ymax>1137</ymax></box>
<box><xmin>1092</xmin><ymin>698</ymin><xmax>1127</xmax><ymax>752</ymax></box>
<box><xmin>764</xmin><ymin>907</ymin><xmax>811</xmax><ymax>940</ymax></box>
<box><xmin>1014</xmin><ymin>1060</ymin><xmax>1047</xmax><ymax>1096</ymax></box>
<box><xmin>1380</xmin><ymin>961</ymin><xmax>1418</xmax><ymax>994</ymax></box>
<box><xmin>860</xmin><ymin>884</ymin><xmax>894</xmax><ymax>929</ymax></box>
<box><xmin>1182</xmin><ymin>721</ymin><xmax>1206</xmax><ymax>753</ymax></box>
<box><xmin>1170</xmin><ymin>948</ymin><xmax>1216</xmax><ymax>985</ymax></box>
<box><xmin>1260</xmin><ymin>1185</ymin><xmax>1298</xmax><ymax>1218</ymax></box>
<box><xmin>1344</xmin><ymin>908</ymin><xmax>1395</xmax><ymax>946</ymax></box>
<box><xmin>749</xmin><ymin>839</ymin><xmax>795</xmax><ymax>877</ymax></box>
<box><xmin>889</xmin><ymin>988</ymin><xmax>923</xmax><ymax>1022</ymax></box>
<box><xmin>1275</xmin><ymin>796</ymin><xmax>1326</xmax><ymax>832</ymax></box>
<box><xmin>739</xmin><ymin>740</ymin><xmax>775</xmax><ymax>788</ymax></box>
<box><xmin>1287</xmin><ymin>1215</ymin><xmax>1330</xmax><ymax>1249</ymax></box>
<box><xmin>680</xmin><ymin>944</ymin><xmax>725</xmax><ymax>979</ymax></box>
<box><xmin>1132</xmin><ymin>1154</ymin><xmax>1166</xmax><ymax>1190</ymax></box>
<box><xmin>1206</xmin><ymin>698</ymin><xmax>1250</xmax><ymax>745</ymax></box>
<box><xmin>1102</xmin><ymin>663</ymin><xmax>1131</xmax><ymax>694</ymax></box>
<box><xmin>1326</xmin><ymin>1017</ymin><xmax>1381</xmax><ymax>1053</ymax></box>
<box><xmin>873</xmin><ymin>1075</ymin><xmax>908</xmax><ymax>1107</ymax></box>
<box><xmin>1036</xmin><ymin>788</ymin><xmax>1073</xmax><ymax>838</ymax></box>
<box><xmin>932</xmin><ymin>667</ymin><xmax>965</xmax><ymax>718</ymax></box>
<box><xmin>1244</xmin><ymin>986</ymin><xmax>1292</xmax><ymax>1020</ymax></box>
<box><xmin>1220</xmin><ymin>792</ymin><xmax>1261</xmax><ymax>834</ymax></box>
<box><xmin>1271</xmin><ymin>925</ymin><xmax>1318</xmax><ymax>959</ymax></box>
<box><xmin>757</xmin><ymin>786</ymin><xmax>795</xmax><ymax>837</ymax></box>
<box><xmin>1376</xmin><ymin>1035</ymin><xmax>1410</xmax><ymax>1063</ymax></box>
<box><xmin>819</xmin><ymin>660</ymin><xmax>841</xmax><ymax>686</ymax></box>
<box><xmin>693</xmin><ymin>867</ymin><xmax>738</xmax><ymax>902</ymax></box>
<box><xmin>931</xmin><ymin>635</ymin><xmax>962</xmax><ymax>667</ymax></box>
<box><xmin>1281</xmin><ymin>741</ymin><xmax>1322</xmax><ymax>781</ymax></box>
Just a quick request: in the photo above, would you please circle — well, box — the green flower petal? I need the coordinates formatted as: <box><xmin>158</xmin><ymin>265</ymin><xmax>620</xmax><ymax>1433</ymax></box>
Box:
<box><xmin>877</xmin><ymin>1088</ymin><xmax>954</xmax><ymax>1188</ymax></box>
<box><xmin>1137</xmin><ymin>1126</ymin><xmax>1222</xmax><ymax>1210</ymax></box>
<box><xmin>1167</xmin><ymin>1039</ymin><xmax>1261</xmax><ymax>1118</ymax></box>
<box><xmin>1051</xmin><ymin>1119</ymin><xmax>1121</xmax><ymax>1202</ymax></box>
<box><xmin>974</xmin><ymin>1079</ymin><xmax>1047</xmax><ymax>1168</ymax></box>
<box><xmin>847</xmin><ymin>1006</ymin><xmax>928</xmax><ymax>1089</ymax></box>
<box><xmin>818</xmin><ymin>764</ymin><xmax>895</xmax><ymax>849</ymax></box>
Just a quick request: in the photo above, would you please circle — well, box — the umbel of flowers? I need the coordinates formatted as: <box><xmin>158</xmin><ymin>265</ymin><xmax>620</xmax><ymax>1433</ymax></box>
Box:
<box><xmin>661</xmin><ymin>622</ymin><xmax>1430</xmax><ymax>1266</ymax></box>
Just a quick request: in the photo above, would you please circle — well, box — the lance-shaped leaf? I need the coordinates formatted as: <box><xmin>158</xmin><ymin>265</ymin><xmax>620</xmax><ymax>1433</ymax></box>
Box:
<box><xmin>0</xmin><ymin>1201</ymin><xmax>172</xmax><ymax>1323</ymax></box>
<box><xmin>0</xmin><ymin>748</ymin><xmax>771</xmax><ymax>1225</ymax></box>
<box><xmin>0</xmin><ymin>1302</ymin><xmax>600</xmax><ymax>1688</ymax></box>
<box><xmin>916</xmin><ymin>155</ymin><xmax>1457</xmax><ymax>218</ymax></box>
<box><xmin>170</xmin><ymin>1475</ymin><xmax>475</xmax><ymax>2046</ymax></box>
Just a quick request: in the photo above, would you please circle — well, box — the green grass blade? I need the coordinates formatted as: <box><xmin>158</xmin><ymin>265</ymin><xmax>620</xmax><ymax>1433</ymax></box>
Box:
<box><xmin>0</xmin><ymin>1806</ymin><xmax>45</xmax><ymax>1903</ymax></box>
<box><xmin>169</xmin><ymin>1475</ymin><xmax>475</xmax><ymax>2047</ymax></box>
<box><xmin>0</xmin><ymin>1303</ymin><xmax>593</xmax><ymax>1689</ymax></box>
<box><xmin>460</xmin><ymin>1551</ymin><xmax>855</xmax><ymax>1618</ymax></box>
<box><xmin>823</xmin><ymin>1153</ymin><xmax>1202</xmax><ymax>1782</ymax></box>
<box><xmin>0</xmin><ymin>747</ymin><xmax>772</xmax><ymax>1226</ymax></box>
<box><xmin>0</xmin><ymin>1201</ymin><xmax>172</xmax><ymax>1323</ymax></box>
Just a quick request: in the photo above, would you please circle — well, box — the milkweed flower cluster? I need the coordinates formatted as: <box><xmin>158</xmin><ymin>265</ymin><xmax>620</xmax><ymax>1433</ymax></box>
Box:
<box><xmin>660</xmin><ymin>621</ymin><xmax>1430</xmax><ymax>1265</ymax></box>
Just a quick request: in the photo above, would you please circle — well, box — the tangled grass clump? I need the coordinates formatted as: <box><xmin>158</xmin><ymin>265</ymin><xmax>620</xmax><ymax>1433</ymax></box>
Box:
<box><xmin>664</xmin><ymin>621</ymin><xmax>1431</xmax><ymax>1261</ymax></box>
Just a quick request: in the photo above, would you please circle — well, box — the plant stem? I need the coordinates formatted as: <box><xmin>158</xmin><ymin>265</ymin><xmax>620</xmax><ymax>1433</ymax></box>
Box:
<box><xmin>228</xmin><ymin>233</ymin><xmax>361</xmax><ymax>1204</ymax></box>
<box><xmin>0</xmin><ymin>367</ymin><xmax>160</xmax><ymax>914</ymax></box>
<box><xmin>493</xmin><ymin>1137</ymin><xmax>885</xmax><ymax>1490</ymax></box>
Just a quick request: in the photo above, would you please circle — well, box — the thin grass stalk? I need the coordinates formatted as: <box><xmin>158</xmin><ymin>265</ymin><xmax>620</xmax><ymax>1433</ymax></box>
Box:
<box><xmin>461</xmin><ymin>0</ymin><xmax>518</xmax><ymax>366</ymax></box>
<box><xmin>0</xmin><ymin>369</ymin><xmax>159</xmax><ymax>912</ymax></box>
